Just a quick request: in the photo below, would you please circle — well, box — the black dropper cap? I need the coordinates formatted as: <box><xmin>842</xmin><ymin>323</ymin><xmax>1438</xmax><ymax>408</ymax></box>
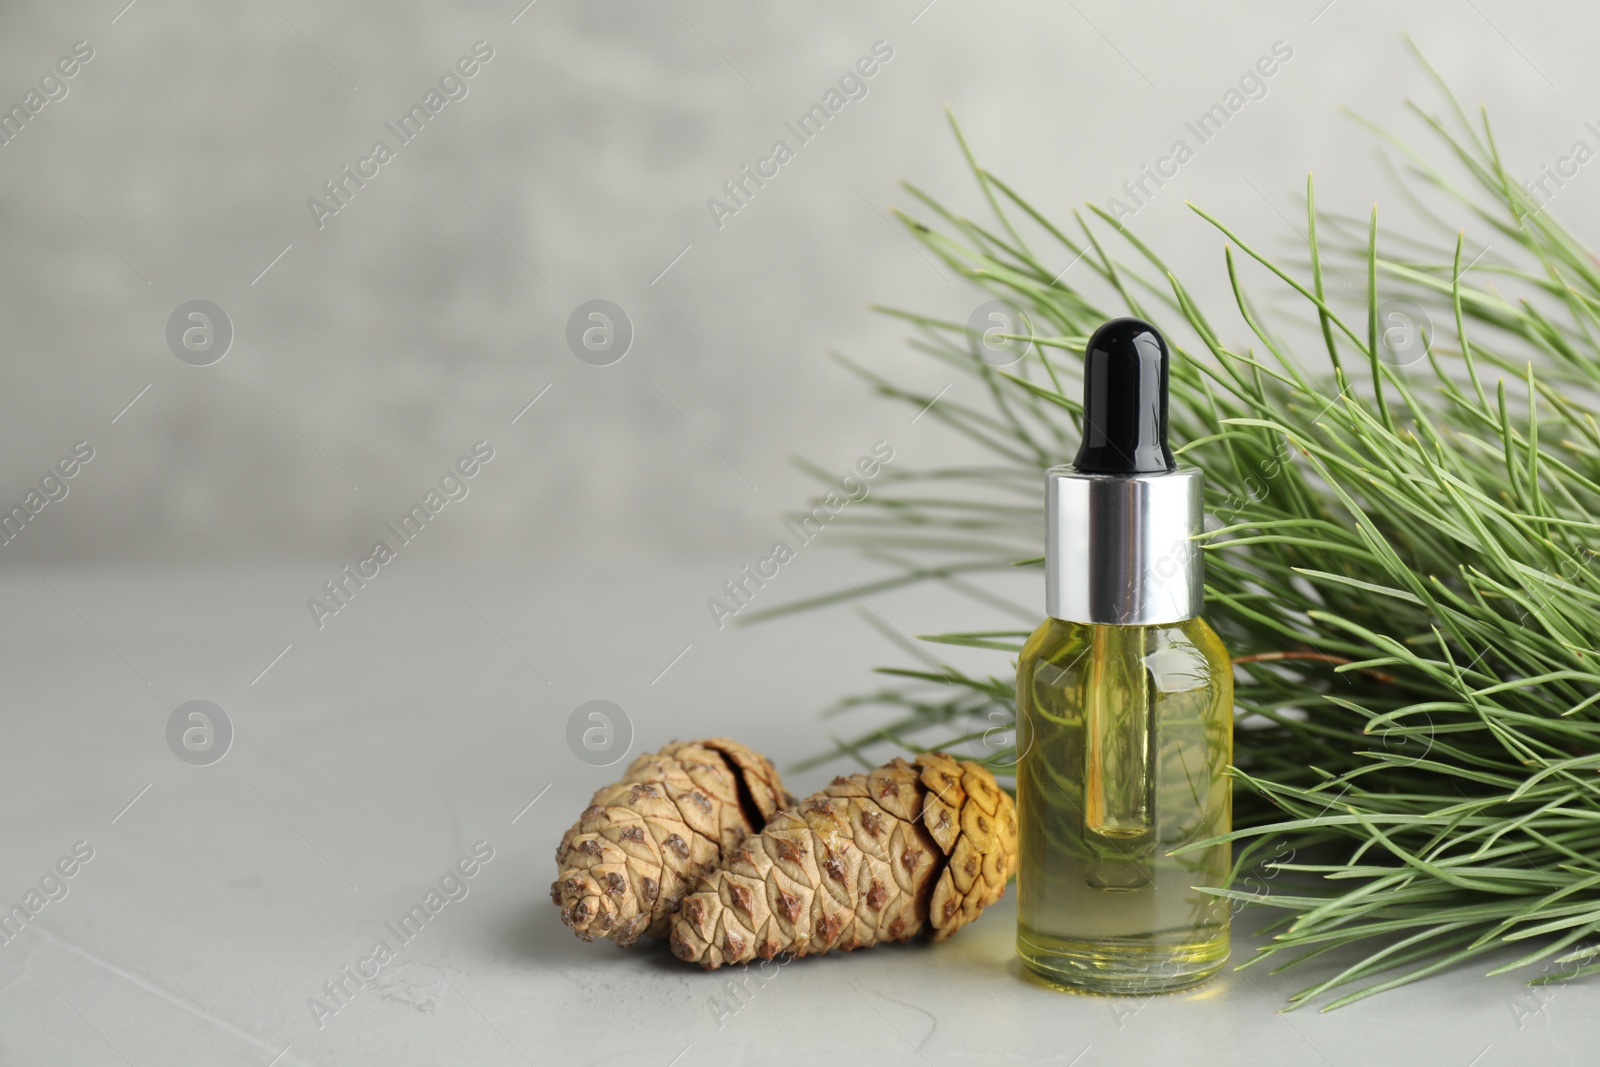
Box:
<box><xmin>1072</xmin><ymin>317</ymin><xmax>1175</xmax><ymax>475</ymax></box>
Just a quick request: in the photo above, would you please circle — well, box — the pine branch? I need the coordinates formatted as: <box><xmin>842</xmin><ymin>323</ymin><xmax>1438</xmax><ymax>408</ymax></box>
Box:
<box><xmin>777</xmin><ymin>47</ymin><xmax>1600</xmax><ymax>1008</ymax></box>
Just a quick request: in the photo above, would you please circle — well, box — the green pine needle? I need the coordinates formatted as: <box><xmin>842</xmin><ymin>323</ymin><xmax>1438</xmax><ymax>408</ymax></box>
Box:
<box><xmin>784</xmin><ymin>50</ymin><xmax>1600</xmax><ymax>1008</ymax></box>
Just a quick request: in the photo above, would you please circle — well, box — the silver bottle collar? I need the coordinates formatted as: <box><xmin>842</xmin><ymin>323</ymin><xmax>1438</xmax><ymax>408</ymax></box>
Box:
<box><xmin>1044</xmin><ymin>464</ymin><xmax>1204</xmax><ymax>626</ymax></box>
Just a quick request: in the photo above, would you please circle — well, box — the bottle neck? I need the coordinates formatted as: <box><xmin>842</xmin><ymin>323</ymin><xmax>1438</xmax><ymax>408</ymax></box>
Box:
<box><xmin>1044</xmin><ymin>465</ymin><xmax>1204</xmax><ymax>626</ymax></box>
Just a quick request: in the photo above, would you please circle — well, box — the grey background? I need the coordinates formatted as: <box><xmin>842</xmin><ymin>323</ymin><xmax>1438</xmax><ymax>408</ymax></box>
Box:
<box><xmin>3</xmin><ymin>2</ymin><xmax>1598</xmax><ymax>1065</ymax></box>
<box><xmin>0</xmin><ymin>0</ymin><xmax>1591</xmax><ymax>565</ymax></box>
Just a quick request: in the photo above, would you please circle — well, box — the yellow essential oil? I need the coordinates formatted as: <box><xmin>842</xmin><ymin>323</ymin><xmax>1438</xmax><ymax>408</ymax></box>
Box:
<box><xmin>1015</xmin><ymin>318</ymin><xmax>1234</xmax><ymax>994</ymax></box>
<box><xmin>1016</xmin><ymin>616</ymin><xmax>1232</xmax><ymax>992</ymax></box>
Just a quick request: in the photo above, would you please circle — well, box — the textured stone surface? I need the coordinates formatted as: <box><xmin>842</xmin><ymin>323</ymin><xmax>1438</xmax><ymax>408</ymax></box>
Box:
<box><xmin>0</xmin><ymin>568</ymin><xmax>1592</xmax><ymax>1064</ymax></box>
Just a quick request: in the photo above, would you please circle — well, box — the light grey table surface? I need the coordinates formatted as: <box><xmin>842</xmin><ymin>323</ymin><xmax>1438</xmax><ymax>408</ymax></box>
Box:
<box><xmin>0</xmin><ymin>566</ymin><xmax>1590</xmax><ymax>1066</ymax></box>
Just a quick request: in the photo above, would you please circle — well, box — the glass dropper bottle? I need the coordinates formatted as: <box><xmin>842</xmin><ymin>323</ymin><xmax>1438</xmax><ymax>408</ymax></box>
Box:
<box><xmin>1015</xmin><ymin>317</ymin><xmax>1234</xmax><ymax>994</ymax></box>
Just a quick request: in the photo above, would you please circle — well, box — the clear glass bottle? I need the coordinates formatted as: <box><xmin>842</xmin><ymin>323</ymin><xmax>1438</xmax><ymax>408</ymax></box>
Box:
<box><xmin>1016</xmin><ymin>616</ymin><xmax>1232</xmax><ymax>992</ymax></box>
<box><xmin>1015</xmin><ymin>317</ymin><xmax>1233</xmax><ymax>994</ymax></box>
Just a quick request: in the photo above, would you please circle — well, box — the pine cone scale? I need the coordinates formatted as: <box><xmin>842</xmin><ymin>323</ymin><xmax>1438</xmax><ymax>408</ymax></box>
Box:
<box><xmin>671</xmin><ymin>752</ymin><xmax>1018</xmax><ymax>968</ymax></box>
<box><xmin>552</xmin><ymin>738</ymin><xmax>793</xmax><ymax>946</ymax></box>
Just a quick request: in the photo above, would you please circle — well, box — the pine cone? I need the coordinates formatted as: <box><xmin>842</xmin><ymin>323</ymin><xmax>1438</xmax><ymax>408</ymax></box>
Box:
<box><xmin>669</xmin><ymin>752</ymin><xmax>1018</xmax><ymax>968</ymax></box>
<box><xmin>551</xmin><ymin>738</ymin><xmax>793</xmax><ymax>946</ymax></box>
